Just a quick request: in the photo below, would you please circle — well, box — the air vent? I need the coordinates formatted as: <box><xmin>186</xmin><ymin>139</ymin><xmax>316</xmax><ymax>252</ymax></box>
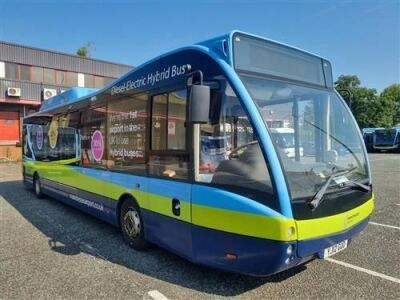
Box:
<box><xmin>43</xmin><ymin>88</ymin><xmax>57</xmax><ymax>100</ymax></box>
<box><xmin>7</xmin><ymin>87</ymin><xmax>21</xmax><ymax>97</ymax></box>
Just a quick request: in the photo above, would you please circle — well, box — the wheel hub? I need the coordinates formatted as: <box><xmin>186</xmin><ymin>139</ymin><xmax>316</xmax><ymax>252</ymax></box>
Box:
<box><xmin>123</xmin><ymin>208</ymin><xmax>141</xmax><ymax>238</ymax></box>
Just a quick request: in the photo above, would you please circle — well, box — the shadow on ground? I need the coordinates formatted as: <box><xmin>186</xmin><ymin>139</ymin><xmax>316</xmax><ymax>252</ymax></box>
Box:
<box><xmin>0</xmin><ymin>180</ymin><xmax>307</xmax><ymax>297</ymax></box>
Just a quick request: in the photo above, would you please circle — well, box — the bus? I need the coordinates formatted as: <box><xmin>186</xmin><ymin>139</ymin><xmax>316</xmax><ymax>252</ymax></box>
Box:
<box><xmin>362</xmin><ymin>128</ymin><xmax>381</xmax><ymax>152</ymax></box>
<box><xmin>23</xmin><ymin>31</ymin><xmax>373</xmax><ymax>276</ymax></box>
<box><xmin>372</xmin><ymin>127</ymin><xmax>400</xmax><ymax>152</ymax></box>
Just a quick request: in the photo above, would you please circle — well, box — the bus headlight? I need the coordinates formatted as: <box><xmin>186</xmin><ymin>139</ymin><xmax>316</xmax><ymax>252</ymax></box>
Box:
<box><xmin>288</xmin><ymin>226</ymin><xmax>295</xmax><ymax>237</ymax></box>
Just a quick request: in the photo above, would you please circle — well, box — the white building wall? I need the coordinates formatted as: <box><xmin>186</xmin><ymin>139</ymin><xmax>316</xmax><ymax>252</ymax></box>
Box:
<box><xmin>78</xmin><ymin>73</ymin><xmax>85</xmax><ymax>87</ymax></box>
<box><xmin>0</xmin><ymin>62</ymin><xmax>5</xmax><ymax>78</ymax></box>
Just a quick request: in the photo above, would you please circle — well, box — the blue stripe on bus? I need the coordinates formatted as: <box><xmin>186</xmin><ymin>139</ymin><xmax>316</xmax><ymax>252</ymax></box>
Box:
<box><xmin>146</xmin><ymin>178</ymin><xmax>191</xmax><ymax>202</ymax></box>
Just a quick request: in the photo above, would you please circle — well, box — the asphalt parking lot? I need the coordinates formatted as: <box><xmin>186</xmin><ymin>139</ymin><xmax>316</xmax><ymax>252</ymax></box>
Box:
<box><xmin>0</xmin><ymin>153</ymin><xmax>399</xmax><ymax>299</ymax></box>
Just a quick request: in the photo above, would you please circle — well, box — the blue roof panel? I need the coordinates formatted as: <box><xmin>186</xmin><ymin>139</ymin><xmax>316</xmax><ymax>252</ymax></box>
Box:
<box><xmin>39</xmin><ymin>87</ymin><xmax>98</xmax><ymax>112</ymax></box>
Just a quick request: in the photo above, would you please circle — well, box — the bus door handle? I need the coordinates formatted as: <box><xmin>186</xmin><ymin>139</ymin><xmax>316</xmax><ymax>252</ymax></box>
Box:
<box><xmin>172</xmin><ymin>198</ymin><xmax>181</xmax><ymax>216</ymax></box>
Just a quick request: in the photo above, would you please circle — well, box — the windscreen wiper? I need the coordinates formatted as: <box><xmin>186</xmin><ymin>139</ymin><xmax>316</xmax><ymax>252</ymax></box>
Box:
<box><xmin>342</xmin><ymin>180</ymin><xmax>371</xmax><ymax>192</ymax></box>
<box><xmin>308</xmin><ymin>166</ymin><xmax>364</xmax><ymax>210</ymax></box>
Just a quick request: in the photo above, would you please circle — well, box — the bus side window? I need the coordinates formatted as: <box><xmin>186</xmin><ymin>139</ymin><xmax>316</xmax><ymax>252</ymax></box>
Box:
<box><xmin>196</xmin><ymin>82</ymin><xmax>278</xmax><ymax>210</ymax></box>
<box><xmin>106</xmin><ymin>92</ymin><xmax>148</xmax><ymax>174</ymax></box>
<box><xmin>149</xmin><ymin>89</ymin><xmax>189</xmax><ymax>180</ymax></box>
<box><xmin>57</xmin><ymin>112</ymin><xmax>80</xmax><ymax>162</ymax></box>
<box><xmin>30</xmin><ymin>123</ymin><xmax>50</xmax><ymax>161</ymax></box>
<box><xmin>22</xmin><ymin>125</ymin><xmax>33</xmax><ymax>159</ymax></box>
<box><xmin>80</xmin><ymin>107</ymin><xmax>107</xmax><ymax>168</ymax></box>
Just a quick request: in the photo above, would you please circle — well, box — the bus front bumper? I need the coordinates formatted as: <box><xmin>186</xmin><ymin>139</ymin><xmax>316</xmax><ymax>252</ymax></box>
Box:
<box><xmin>191</xmin><ymin>197</ymin><xmax>373</xmax><ymax>277</ymax></box>
<box><xmin>373</xmin><ymin>145</ymin><xmax>399</xmax><ymax>150</ymax></box>
<box><xmin>295</xmin><ymin>196</ymin><xmax>373</xmax><ymax>259</ymax></box>
<box><xmin>191</xmin><ymin>216</ymin><xmax>370</xmax><ymax>277</ymax></box>
<box><xmin>296</xmin><ymin>216</ymin><xmax>369</xmax><ymax>259</ymax></box>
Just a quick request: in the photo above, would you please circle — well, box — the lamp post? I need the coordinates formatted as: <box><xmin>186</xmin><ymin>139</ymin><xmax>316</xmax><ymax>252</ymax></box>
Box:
<box><xmin>337</xmin><ymin>89</ymin><xmax>353</xmax><ymax>111</ymax></box>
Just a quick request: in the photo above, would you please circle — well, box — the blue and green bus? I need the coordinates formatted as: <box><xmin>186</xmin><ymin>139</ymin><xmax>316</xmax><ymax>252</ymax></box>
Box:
<box><xmin>373</xmin><ymin>127</ymin><xmax>400</xmax><ymax>152</ymax></box>
<box><xmin>23</xmin><ymin>31</ymin><xmax>373</xmax><ymax>276</ymax></box>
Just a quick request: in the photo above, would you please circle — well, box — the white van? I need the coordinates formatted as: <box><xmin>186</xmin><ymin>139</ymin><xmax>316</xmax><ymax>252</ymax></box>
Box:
<box><xmin>270</xmin><ymin>128</ymin><xmax>303</xmax><ymax>158</ymax></box>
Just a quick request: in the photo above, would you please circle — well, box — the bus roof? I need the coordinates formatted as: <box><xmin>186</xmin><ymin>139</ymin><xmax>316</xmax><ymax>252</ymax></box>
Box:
<box><xmin>35</xmin><ymin>31</ymin><xmax>331</xmax><ymax>115</ymax></box>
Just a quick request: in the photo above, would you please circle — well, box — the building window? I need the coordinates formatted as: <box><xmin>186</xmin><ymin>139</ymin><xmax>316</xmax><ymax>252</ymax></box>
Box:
<box><xmin>5</xmin><ymin>63</ymin><xmax>18</xmax><ymax>80</ymax></box>
<box><xmin>20</xmin><ymin>65</ymin><xmax>30</xmax><ymax>81</ymax></box>
<box><xmin>94</xmin><ymin>76</ymin><xmax>104</xmax><ymax>88</ymax></box>
<box><xmin>84</xmin><ymin>74</ymin><xmax>94</xmax><ymax>88</ymax></box>
<box><xmin>32</xmin><ymin>66</ymin><xmax>44</xmax><ymax>82</ymax></box>
<box><xmin>104</xmin><ymin>77</ymin><xmax>114</xmax><ymax>85</ymax></box>
<box><xmin>56</xmin><ymin>70</ymin><xmax>66</xmax><ymax>86</ymax></box>
<box><xmin>43</xmin><ymin>68</ymin><xmax>56</xmax><ymax>85</ymax></box>
<box><xmin>66</xmin><ymin>72</ymin><xmax>78</xmax><ymax>87</ymax></box>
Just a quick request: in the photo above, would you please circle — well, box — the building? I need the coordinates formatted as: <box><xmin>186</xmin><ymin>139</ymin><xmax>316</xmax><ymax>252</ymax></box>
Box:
<box><xmin>0</xmin><ymin>41</ymin><xmax>132</xmax><ymax>160</ymax></box>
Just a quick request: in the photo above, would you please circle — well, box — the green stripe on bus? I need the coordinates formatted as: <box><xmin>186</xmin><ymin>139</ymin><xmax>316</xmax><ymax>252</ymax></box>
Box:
<box><xmin>192</xmin><ymin>203</ymin><xmax>297</xmax><ymax>241</ymax></box>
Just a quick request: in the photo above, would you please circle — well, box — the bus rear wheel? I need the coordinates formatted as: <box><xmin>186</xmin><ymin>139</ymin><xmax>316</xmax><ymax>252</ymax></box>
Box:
<box><xmin>33</xmin><ymin>174</ymin><xmax>44</xmax><ymax>199</ymax></box>
<box><xmin>120</xmin><ymin>198</ymin><xmax>149</xmax><ymax>250</ymax></box>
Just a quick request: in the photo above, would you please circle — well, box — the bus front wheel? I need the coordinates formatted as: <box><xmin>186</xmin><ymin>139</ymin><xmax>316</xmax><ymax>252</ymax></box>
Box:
<box><xmin>33</xmin><ymin>174</ymin><xmax>44</xmax><ymax>199</ymax></box>
<box><xmin>120</xmin><ymin>198</ymin><xmax>149</xmax><ymax>250</ymax></box>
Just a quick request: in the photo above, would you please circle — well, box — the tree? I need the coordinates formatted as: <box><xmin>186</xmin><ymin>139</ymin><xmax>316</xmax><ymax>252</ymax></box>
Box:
<box><xmin>335</xmin><ymin>75</ymin><xmax>361</xmax><ymax>90</ymax></box>
<box><xmin>380</xmin><ymin>84</ymin><xmax>400</xmax><ymax>126</ymax></box>
<box><xmin>335</xmin><ymin>75</ymin><xmax>377</xmax><ymax>128</ymax></box>
<box><xmin>76</xmin><ymin>41</ymin><xmax>95</xmax><ymax>57</ymax></box>
<box><xmin>334</xmin><ymin>75</ymin><xmax>398</xmax><ymax>129</ymax></box>
<box><xmin>351</xmin><ymin>87</ymin><xmax>379</xmax><ymax>128</ymax></box>
<box><xmin>367</xmin><ymin>93</ymin><xmax>396</xmax><ymax>128</ymax></box>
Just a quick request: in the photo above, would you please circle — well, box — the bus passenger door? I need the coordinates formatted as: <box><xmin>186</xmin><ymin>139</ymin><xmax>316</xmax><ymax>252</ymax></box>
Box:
<box><xmin>144</xmin><ymin>173</ymin><xmax>192</xmax><ymax>259</ymax></box>
<box><xmin>145</xmin><ymin>90</ymin><xmax>193</xmax><ymax>259</ymax></box>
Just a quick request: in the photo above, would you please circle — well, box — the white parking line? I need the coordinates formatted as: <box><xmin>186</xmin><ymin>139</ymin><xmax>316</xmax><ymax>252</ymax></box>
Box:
<box><xmin>326</xmin><ymin>258</ymin><xmax>400</xmax><ymax>284</ymax></box>
<box><xmin>148</xmin><ymin>290</ymin><xmax>170</xmax><ymax>300</ymax></box>
<box><xmin>369</xmin><ymin>221</ymin><xmax>400</xmax><ymax>230</ymax></box>
<box><xmin>368</xmin><ymin>157</ymin><xmax>399</xmax><ymax>162</ymax></box>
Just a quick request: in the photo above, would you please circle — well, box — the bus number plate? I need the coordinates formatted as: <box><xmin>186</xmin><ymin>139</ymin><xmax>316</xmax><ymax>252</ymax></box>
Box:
<box><xmin>323</xmin><ymin>240</ymin><xmax>348</xmax><ymax>258</ymax></box>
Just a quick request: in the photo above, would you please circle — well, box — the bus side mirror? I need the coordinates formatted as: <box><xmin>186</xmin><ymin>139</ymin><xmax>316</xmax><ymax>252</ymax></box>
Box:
<box><xmin>189</xmin><ymin>84</ymin><xmax>210</xmax><ymax>124</ymax></box>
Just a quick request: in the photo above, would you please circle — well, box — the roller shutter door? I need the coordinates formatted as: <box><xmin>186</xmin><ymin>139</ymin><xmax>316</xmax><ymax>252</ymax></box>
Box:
<box><xmin>0</xmin><ymin>111</ymin><xmax>20</xmax><ymax>142</ymax></box>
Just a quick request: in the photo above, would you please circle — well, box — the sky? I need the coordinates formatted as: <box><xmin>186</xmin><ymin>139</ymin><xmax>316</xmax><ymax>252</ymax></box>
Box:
<box><xmin>0</xmin><ymin>0</ymin><xmax>398</xmax><ymax>92</ymax></box>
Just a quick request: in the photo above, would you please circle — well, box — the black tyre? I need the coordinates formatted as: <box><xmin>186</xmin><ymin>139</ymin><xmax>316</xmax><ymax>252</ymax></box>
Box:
<box><xmin>120</xmin><ymin>198</ymin><xmax>149</xmax><ymax>250</ymax></box>
<box><xmin>33</xmin><ymin>174</ymin><xmax>44</xmax><ymax>199</ymax></box>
